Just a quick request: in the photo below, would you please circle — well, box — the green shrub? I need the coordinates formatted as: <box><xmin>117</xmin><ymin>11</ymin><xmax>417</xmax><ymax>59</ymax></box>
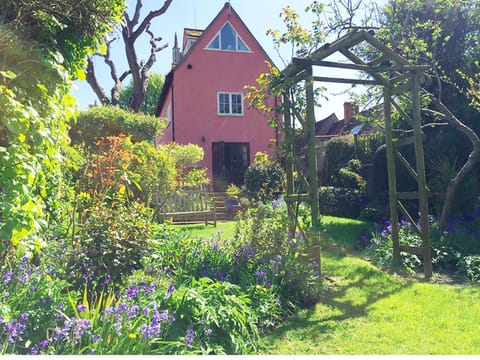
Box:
<box><xmin>458</xmin><ymin>256</ymin><xmax>480</xmax><ymax>283</ymax></box>
<box><xmin>324</xmin><ymin>137</ymin><xmax>355</xmax><ymax>181</ymax></box>
<box><xmin>67</xmin><ymin>200</ymin><xmax>153</xmax><ymax>289</ymax></box>
<box><xmin>70</xmin><ymin>106</ymin><xmax>165</xmax><ymax>147</ymax></box>
<box><xmin>122</xmin><ymin>139</ymin><xmax>177</xmax><ymax>206</ymax></box>
<box><xmin>244</xmin><ymin>153</ymin><xmax>285</xmax><ymax>203</ymax></box>
<box><xmin>363</xmin><ymin>220</ymin><xmax>422</xmax><ymax>275</ymax></box>
<box><xmin>169</xmin><ymin>278</ymin><xmax>259</xmax><ymax>354</ymax></box>
<box><xmin>319</xmin><ymin>187</ymin><xmax>367</xmax><ymax>218</ymax></box>
<box><xmin>233</xmin><ymin>203</ymin><xmax>323</xmax><ymax>307</ymax></box>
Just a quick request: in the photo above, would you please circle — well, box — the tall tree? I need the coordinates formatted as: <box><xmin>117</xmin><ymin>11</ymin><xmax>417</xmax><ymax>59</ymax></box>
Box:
<box><xmin>86</xmin><ymin>0</ymin><xmax>172</xmax><ymax>112</ymax></box>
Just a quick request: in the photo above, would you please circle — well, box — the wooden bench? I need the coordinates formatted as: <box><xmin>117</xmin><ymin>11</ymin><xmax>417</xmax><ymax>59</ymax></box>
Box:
<box><xmin>159</xmin><ymin>187</ymin><xmax>216</xmax><ymax>226</ymax></box>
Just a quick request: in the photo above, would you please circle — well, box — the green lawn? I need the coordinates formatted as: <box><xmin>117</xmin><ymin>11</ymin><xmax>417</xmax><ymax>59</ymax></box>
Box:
<box><xmin>183</xmin><ymin>218</ymin><xmax>480</xmax><ymax>355</ymax></box>
<box><xmin>180</xmin><ymin>220</ymin><xmax>237</xmax><ymax>240</ymax></box>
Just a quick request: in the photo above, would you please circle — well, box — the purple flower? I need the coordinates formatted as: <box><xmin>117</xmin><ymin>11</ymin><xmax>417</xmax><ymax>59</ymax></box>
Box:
<box><xmin>39</xmin><ymin>339</ymin><xmax>49</xmax><ymax>349</ymax></box>
<box><xmin>159</xmin><ymin>310</ymin><xmax>169</xmax><ymax>321</ymax></box>
<box><xmin>2</xmin><ymin>270</ymin><xmax>13</xmax><ymax>284</ymax></box>
<box><xmin>73</xmin><ymin>318</ymin><xmax>91</xmax><ymax>338</ymax></box>
<box><xmin>92</xmin><ymin>334</ymin><xmax>100</xmax><ymax>343</ymax></box>
<box><xmin>184</xmin><ymin>329</ymin><xmax>195</xmax><ymax>349</ymax></box>
<box><xmin>77</xmin><ymin>304</ymin><xmax>87</xmax><ymax>313</ymax></box>
<box><xmin>104</xmin><ymin>306</ymin><xmax>114</xmax><ymax>315</ymax></box>
<box><xmin>126</xmin><ymin>285</ymin><xmax>140</xmax><ymax>299</ymax></box>
<box><xmin>167</xmin><ymin>282</ymin><xmax>174</xmax><ymax>296</ymax></box>
<box><xmin>101</xmin><ymin>275</ymin><xmax>111</xmax><ymax>287</ymax></box>
<box><xmin>127</xmin><ymin>305</ymin><xmax>139</xmax><ymax>319</ymax></box>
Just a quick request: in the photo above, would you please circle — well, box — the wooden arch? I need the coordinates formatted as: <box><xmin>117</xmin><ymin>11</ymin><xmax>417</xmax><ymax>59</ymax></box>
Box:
<box><xmin>280</xmin><ymin>29</ymin><xmax>433</xmax><ymax>278</ymax></box>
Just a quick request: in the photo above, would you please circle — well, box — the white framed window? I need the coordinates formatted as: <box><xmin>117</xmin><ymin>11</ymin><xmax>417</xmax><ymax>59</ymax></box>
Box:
<box><xmin>218</xmin><ymin>92</ymin><xmax>244</xmax><ymax>116</ymax></box>
<box><xmin>206</xmin><ymin>22</ymin><xmax>251</xmax><ymax>52</ymax></box>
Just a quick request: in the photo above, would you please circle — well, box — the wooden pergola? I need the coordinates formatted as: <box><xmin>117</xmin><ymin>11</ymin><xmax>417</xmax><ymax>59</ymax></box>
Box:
<box><xmin>280</xmin><ymin>29</ymin><xmax>433</xmax><ymax>278</ymax></box>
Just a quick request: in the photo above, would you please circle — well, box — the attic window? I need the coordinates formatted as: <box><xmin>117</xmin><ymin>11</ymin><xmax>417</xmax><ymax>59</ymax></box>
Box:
<box><xmin>206</xmin><ymin>22</ymin><xmax>250</xmax><ymax>52</ymax></box>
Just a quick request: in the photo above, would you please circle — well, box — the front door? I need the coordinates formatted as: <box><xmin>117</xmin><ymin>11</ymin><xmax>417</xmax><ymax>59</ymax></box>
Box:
<box><xmin>212</xmin><ymin>142</ymin><xmax>250</xmax><ymax>191</ymax></box>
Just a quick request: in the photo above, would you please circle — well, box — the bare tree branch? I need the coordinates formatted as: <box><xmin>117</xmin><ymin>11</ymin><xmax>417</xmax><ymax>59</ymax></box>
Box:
<box><xmin>131</xmin><ymin>0</ymin><xmax>173</xmax><ymax>41</ymax></box>
<box><xmin>85</xmin><ymin>0</ymin><xmax>173</xmax><ymax>112</ymax></box>
<box><xmin>85</xmin><ymin>56</ymin><xmax>110</xmax><ymax>105</ymax></box>
<box><xmin>427</xmin><ymin>95</ymin><xmax>480</xmax><ymax>229</ymax></box>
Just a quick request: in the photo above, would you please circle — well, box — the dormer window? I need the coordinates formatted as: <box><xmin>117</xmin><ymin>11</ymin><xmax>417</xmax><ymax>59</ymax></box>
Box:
<box><xmin>206</xmin><ymin>22</ymin><xmax>250</xmax><ymax>52</ymax></box>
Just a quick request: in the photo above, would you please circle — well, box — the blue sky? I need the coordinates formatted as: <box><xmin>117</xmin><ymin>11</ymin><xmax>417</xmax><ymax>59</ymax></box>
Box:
<box><xmin>72</xmin><ymin>0</ymin><xmax>367</xmax><ymax>119</ymax></box>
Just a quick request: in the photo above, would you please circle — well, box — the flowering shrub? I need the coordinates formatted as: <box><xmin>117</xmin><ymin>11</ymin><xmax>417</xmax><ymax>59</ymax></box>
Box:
<box><xmin>363</xmin><ymin>210</ymin><xmax>480</xmax><ymax>279</ymax></box>
<box><xmin>233</xmin><ymin>200</ymin><xmax>323</xmax><ymax>307</ymax></box>
<box><xmin>363</xmin><ymin>220</ymin><xmax>422</xmax><ymax>274</ymax></box>
<box><xmin>66</xmin><ymin>200</ymin><xmax>153</xmax><ymax>290</ymax></box>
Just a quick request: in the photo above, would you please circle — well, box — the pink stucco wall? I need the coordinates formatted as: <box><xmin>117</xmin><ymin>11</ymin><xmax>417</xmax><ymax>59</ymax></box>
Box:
<box><xmin>157</xmin><ymin>6</ymin><xmax>278</xmax><ymax>188</ymax></box>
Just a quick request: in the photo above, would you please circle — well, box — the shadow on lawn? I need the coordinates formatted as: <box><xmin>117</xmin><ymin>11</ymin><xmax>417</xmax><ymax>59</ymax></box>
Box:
<box><xmin>269</xmin><ymin>252</ymin><xmax>412</xmax><ymax>340</ymax></box>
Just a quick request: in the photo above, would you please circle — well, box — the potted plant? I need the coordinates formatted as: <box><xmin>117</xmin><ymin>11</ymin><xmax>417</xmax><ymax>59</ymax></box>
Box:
<box><xmin>225</xmin><ymin>183</ymin><xmax>240</xmax><ymax>213</ymax></box>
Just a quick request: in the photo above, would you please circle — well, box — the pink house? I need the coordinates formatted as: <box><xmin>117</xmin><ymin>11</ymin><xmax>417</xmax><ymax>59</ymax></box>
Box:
<box><xmin>155</xmin><ymin>2</ymin><xmax>279</xmax><ymax>191</ymax></box>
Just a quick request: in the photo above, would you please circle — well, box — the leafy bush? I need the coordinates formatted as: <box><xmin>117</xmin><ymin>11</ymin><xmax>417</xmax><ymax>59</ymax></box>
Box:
<box><xmin>122</xmin><ymin>139</ymin><xmax>177</xmax><ymax>207</ymax></box>
<box><xmin>158</xmin><ymin>143</ymin><xmax>209</xmax><ymax>189</ymax></box>
<box><xmin>70</xmin><ymin>106</ymin><xmax>166</xmax><ymax>147</ymax></box>
<box><xmin>169</xmin><ymin>278</ymin><xmax>259</xmax><ymax>354</ymax></box>
<box><xmin>458</xmin><ymin>256</ymin><xmax>480</xmax><ymax>283</ymax></box>
<box><xmin>0</xmin><ymin>28</ymin><xmax>73</xmax><ymax>261</ymax></box>
<box><xmin>67</xmin><ymin>200</ymin><xmax>153</xmax><ymax>289</ymax></box>
<box><xmin>233</xmin><ymin>202</ymin><xmax>323</xmax><ymax>307</ymax></box>
<box><xmin>244</xmin><ymin>152</ymin><xmax>285</xmax><ymax>203</ymax></box>
<box><xmin>319</xmin><ymin>187</ymin><xmax>367</xmax><ymax>218</ymax></box>
<box><xmin>324</xmin><ymin>137</ymin><xmax>355</xmax><ymax>182</ymax></box>
<box><xmin>363</xmin><ymin>220</ymin><xmax>422</xmax><ymax>275</ymax></box>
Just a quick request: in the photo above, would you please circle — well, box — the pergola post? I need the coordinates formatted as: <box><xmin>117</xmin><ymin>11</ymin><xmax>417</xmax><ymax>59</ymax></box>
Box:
<box><xmin>283</xmin><ymin>92</ymin><xmax>296</xmax><ymax>235</ymax></box>
<box><xmin>306</xmin><ymin>68</ymin><xmax>321</xmax><ymax>268</ymax></box>
<box><xmin>383</xmin><ymin>86</ymin><xmax>401</xmax><ymax>266</ymax></box>
<box><xmin>412</xmin><ymin>73</ymin><xmax>432</xmax><ymax>279</ymax></box>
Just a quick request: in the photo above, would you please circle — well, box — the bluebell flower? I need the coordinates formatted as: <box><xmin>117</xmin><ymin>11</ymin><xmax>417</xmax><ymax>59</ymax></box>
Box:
<box><xmin>101</xmin><ymin>275</ymin><xmax>111</xmax><ymax>287</ymax></box>
<box><xmin>126</xmin><ymin>285</ymin><xmax>140</xmax><ymax>299</ymax></box>
<box><xmin>184</xmin><ymin>329</ymin><xmax>195</xmax><ymax>349</ymax></box>
<box><xmin>2</xmin><ymin>270</ymin><xmax>13</xmax><ymax>284</ymax></box>
<box><xmin>77</xmin><ymin>304</ymin><xmax>87</xmax><ymax>313</ymax></box>
<box><xmin>127</xmin><ymin>305</ymin><xmax>139</xmax><ymax>319</ymax></box>
<box><xmin>167</xmin><ymin>282</ymin><xmax>174</xmax><ymax>296</ymax></box>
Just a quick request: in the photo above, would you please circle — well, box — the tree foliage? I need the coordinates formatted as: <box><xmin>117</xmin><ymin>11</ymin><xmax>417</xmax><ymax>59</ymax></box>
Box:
<box><xmin>372</xmin><ymin>0</ymin><xmax>480</xmax><ymax>228</ymax></box>
<box><xmin>0</xmin><ymin>0</ymin><xmax>125</xmax><ymax>76</ymax></box>
<box><xmin>119</xmin><ymin>72</ymin><xmax>164</xmax><ymax>115</ymax></box>
<box><xmin>0</xmin><ymin>0</ymin><xmax>125</xmax><ymax>260</ymax></box>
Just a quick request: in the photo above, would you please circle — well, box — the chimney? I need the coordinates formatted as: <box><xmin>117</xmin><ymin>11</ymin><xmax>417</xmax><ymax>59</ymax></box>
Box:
<box><xmin>172</xmin><ymin>33</ymin><xmax>181</xmax><ymax>68</ymax></box>
<box><xmin>343</xmin><ymin>102</ymin><xmax>359</xmax><ymax>125</ymax></box>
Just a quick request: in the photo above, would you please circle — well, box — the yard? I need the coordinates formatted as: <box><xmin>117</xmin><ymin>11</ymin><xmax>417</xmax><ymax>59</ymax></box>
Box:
<box><xmin>186</xmin><ymin>219</ymin><xmax>480</xmax><ymax>355</ymax></box>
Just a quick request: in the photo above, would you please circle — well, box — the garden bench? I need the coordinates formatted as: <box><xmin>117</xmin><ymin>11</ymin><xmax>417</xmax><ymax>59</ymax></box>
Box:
<box><xmin>159</xmin><ymin>187</ymin><xmax>216</xmax><ymax>226</ymax></box>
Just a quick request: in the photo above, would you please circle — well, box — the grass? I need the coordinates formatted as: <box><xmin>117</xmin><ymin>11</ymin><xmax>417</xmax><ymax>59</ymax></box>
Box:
<box><xmin>180</xmin><ymin>218</ymin><xmax>480</xmax><ymax>355</ymax></box>
<box><xmin>262</xmin><ymin>251</ymin><xmax>480</xmax><ymax>354</ymax></box>
<box><xmin>180</xmin><ymin>220</ymin><xmax>238</xmax><ymax>240</ymax></box>
<box><xmin>320</xmin><ymin>215</ymin><xmax>371</xmax><ymax>249</ymax></box>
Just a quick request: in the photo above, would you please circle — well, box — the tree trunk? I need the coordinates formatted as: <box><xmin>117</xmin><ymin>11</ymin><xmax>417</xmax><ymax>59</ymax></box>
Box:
<box><xmin>429</xmin><ymin>97</ymin><xmax>480</xmax><ymax>230</ymax></box>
